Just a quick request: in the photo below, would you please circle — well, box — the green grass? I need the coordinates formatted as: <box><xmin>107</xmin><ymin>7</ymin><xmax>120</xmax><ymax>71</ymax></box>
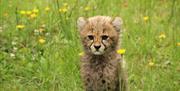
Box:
<box><xmin>0</xmin><ymin>0</ymin><xmax>180</xmax><ymax>91</ymax></box>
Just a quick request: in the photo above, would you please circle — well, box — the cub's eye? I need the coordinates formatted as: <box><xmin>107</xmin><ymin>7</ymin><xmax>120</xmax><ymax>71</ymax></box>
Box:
<box><xmin>102</xmin><ymin>35</ymin><xmax>108</xmax><ymax>40</ymax></box>
<box><xmin>88</xmin><ymin>35</ymin><xmax>94</xmax><ymax>40</ymax></box>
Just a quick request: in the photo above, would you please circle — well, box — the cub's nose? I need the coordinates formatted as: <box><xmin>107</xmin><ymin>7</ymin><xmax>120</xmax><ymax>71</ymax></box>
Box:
<box><xmin>94</xmin><ymin>45</ymin><xmax>101</xmax><ymax>50</ymax></box>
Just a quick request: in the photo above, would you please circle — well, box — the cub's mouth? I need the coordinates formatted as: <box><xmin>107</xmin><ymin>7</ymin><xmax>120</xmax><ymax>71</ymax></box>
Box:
<box><xmin>93</xmin><ymin>51</ymin><xmax>103</xmax><ymax>55</ymax></box>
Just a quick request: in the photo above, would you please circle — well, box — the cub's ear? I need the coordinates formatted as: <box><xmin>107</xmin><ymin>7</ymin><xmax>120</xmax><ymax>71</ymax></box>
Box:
<box><xmin>112</xmin><ymin>17</ymin><xmax>123</xmax><ymax>32</ymax></box>
<box><xmin>77</xmin><ymin>17</ymin><xmax>87</xmax><ymax>31</ymax></box>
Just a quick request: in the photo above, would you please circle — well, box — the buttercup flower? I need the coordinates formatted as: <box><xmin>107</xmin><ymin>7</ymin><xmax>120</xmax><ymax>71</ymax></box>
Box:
<box><xmin>26</xmin><ymin>11</ymin><xmax>32</xmax><ymax>16</ymax></box>
<box><xmin>30</xmin><ymin>13</ymin><xmax>37</xmax><ymax>19</ymax></box>
<box><xmin>32</xmin><ymin>8</ymin><xmax>39</xmax><ymax>13</ymax></box>
<box><xmin>45</xmin><ymin>7</ymin><xmax>50</xmax><ymax>12</ymax></box>
<box><xmin>59</xmin><ymin>7</ymin><xmax>68</xmax><ymax>13</ymax></box>
<box><xmin>117</xmin><ymin>49</ymin><xmax>126</xmax><ymax>55</ymax></box>
<box><xmin>19</xmin><ymin>10</ymin><xmax>26</xmax><ymax>15</ymax></box>
<box><xmin>84</xmin><ymin>6</ymin><xmax>90</xmax><ymax>11</ymax></box>
<box><xmin>38</xmin><ymin>38</ymin><xmax>46</xmax><ymax>44</ymax></box>
<box><xmin>159</xmin><ymin>33</ymin><xmax>166</xmax><ymax>39</ymax></box>
<box><xmin>16</xmin><ymin>24</ymin><xmax>25</xmax><ymax>29</ymax></box>
<box><xmin>177</xmin><ymin>42</ymin><xmax>180</xmax><ymax>46</ymax></box>
<box><xmin>148</xmin><ymin>61</ymin><xmax>155</xmax><ymax>67</ymax></box>
<box><xmin>143</xmin><ymin>16</ymin><xmax>149</xmax><ymax>22</ymax></box>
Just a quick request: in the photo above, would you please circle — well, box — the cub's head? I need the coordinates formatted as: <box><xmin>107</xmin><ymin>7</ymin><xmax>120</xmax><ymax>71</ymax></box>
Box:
<box><xmin>77</xmin><ymin>16</ymin><xmax>122</xmax><ymax>55</ymax></box>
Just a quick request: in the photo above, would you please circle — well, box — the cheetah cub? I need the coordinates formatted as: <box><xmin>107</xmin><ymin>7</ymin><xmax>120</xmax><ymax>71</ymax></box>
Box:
<box><xmin>77</xmin><ymin>16</ymin><xmax>128</xmax><ymax>91</ymax></box>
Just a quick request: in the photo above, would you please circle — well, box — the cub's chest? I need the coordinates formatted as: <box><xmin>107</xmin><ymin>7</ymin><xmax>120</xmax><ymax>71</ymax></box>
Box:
<box><xmin>88</xmin><ymin>61</ymin><xmax>118</xmax><ymax>77</ymax></box>
<box><xmin>81</xmin><ymin>60</ymin><xmax>119</xmax><ymax>90</ymax></box>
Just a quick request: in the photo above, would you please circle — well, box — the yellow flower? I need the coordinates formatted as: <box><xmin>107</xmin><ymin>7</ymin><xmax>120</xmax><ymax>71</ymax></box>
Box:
<box><xmin>16</xmin><ymin>24</ymin><xmax>25</xmax><ymax>29</ymax></box>
<box><xmin>45</xmin><ymin>7</ymin><xmax>50</xmax><ymax>12</ymax></box>
<box><xmin>143</xmin><ymin>16</ymin><xmax>149</xmax><ymax>21</ymax></box>
<box><xmin>59</xmin><ymin>7</ymin><xmax>68</xmax><ymax>13</ymax></box>
<box><xmin>177</xmin><ymin>42</ymin><xmax>180</xmax><ymax>46</ymax></box>
<box><xmin>19</xmin><ymin>10</ymin><xmax>26</xmax><ymax>15</ymax></box>
<box><xmin>117</xmin><ymin>49</ymin><xmax>126</xmax><ymax>55</ymax></box>
<box><xmin>148</xmin><ymin>61</ymin><xmax>155</xmax><ymax>67</ymax></box>
<box><xmin>26</xmin><ymin>11</ymin><xmax>32</xmax><ymax>15</ymax></box>
<box><xmin>32</xmin><ymin>8</ymin><xmax>39</xmax><ymax>13</ymax></box>
<box><xmin>30</xmin><ymin>13</ymin><xmax>37</xmax><ymax>19</ymax></box>
<box><xmin>84</xmin><ymin>6</ymin><xmax>90</xmax><ymax>11</ymax></box>
<box><xmin>79</xmin><ymin>52</ymin><xmax>84</xmax><ymax>56</ymax></box>
<box><xmin>159</xmin><ymin>33</ymin><xmax>166</xmax><ymax>39</ymax></box>
<box><xmin>38</xmin><ymin>38</ymin><xmax>45</xmax><ymax>44</ymax></box>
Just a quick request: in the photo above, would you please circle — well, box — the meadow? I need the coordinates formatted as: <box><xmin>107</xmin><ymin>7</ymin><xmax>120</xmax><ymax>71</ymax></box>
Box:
<box><xmin>0</xmin><ymin>0</ymin><xmax>180</xmax><ymax>91</ymax></box>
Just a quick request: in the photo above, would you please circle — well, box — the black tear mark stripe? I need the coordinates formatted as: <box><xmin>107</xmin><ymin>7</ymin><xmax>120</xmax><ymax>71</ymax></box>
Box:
<box><xmin>89</xmin><ymin>40</ymin><xmax>94</xmax><ymax>49</ymax></box>
<box><xmin>101</xmin><ymin>40</ymin><xmax>107</xmax><ymax>49</ymax></box>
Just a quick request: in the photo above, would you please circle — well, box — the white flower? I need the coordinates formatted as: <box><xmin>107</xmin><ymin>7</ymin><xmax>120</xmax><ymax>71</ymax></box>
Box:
<box><xmin>10</xmin><ymin>53</ymin><xmax>15</xmax><ymax>57</ymax></box>
<box><xmin>13</xmin><ymin>47</ymin><xmax>18</xmax><ymax>51</ymax></box>
<box><xmin>12</xmin><ymin>41</ymin><xmax>17</xmax><ymax>45</ymax></box>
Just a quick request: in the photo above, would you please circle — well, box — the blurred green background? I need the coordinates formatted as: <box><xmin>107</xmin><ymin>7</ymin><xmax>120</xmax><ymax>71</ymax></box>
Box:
<box><xmin>0</xmin><ymin>0</ymin><xmax>180</xmax><ymax>91</ymax></box>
